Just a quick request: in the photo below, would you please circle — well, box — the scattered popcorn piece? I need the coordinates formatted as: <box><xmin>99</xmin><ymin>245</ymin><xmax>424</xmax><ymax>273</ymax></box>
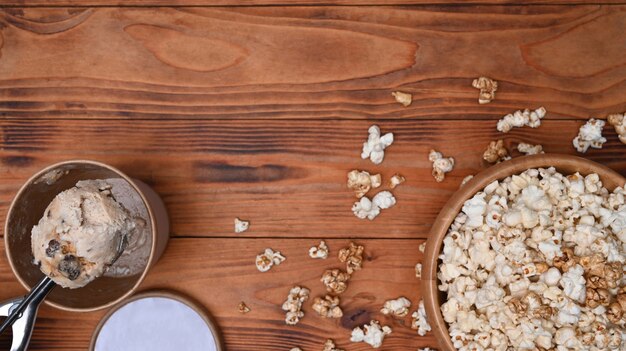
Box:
<box><xmin>460</xmin><ymin>175</ymin><xmax>474</xmax><ymax>188</ymax></box>
<box><xmin>372</xmin><ymin>191</ymin><xmax>396</xmax><ymax>209</ymax></box>
<box><xmin>290</xmin><ymin>348</ymin><xmax>302</xmax><ymax>351</ymax></box>
<box><xmin>352</xmin><ymin>196</ymin><xmax>380</xmax><ymax>220</ymax></box>
<box><xmin>361</xmin><ymin>125</ymin><xmax>394</xmax><ymax>165</ymax></box>
<box><xmin>429</xmin><ymin>149</ymin><xmax>454</xmax><ymax>182</ymax></box>
<box><xmin>234</xmin><ymin>217</ymin><xmax>250</xmax><ymax>233</ymax></box>
<box><xmin>392</xmin><ymin>91</ymin><xmax>412</xmax><ymax>107</ymax></box>
<box><xmin>418</xmin><ymin>348</ymin><xmax>436</xmax><ymax>351</ymax></box>
<box><xmin>322</xmin><ymin>339</ymin><xmax>345</xmax><ymax>351</ymax></box>
<box><xmin>312</xmin><ymin>295</ymin><xmax>343</xmax><ymax>318</ymax></box>
<box><xmin>419</xmin><ymin>242</ymin><xmax>426</xmax><ymax>253</ymax></box>
<box><xmin>517</xmin><ymin>142</ymin><xmax>544</xmax><ymax>155</ymax></box>
<box><xmin>415</xmin><ymin>263</ymin><xmax>423</xmax><ymax>278</ymax></box>
<box><xmin>496</xmin><ymin>107</ymin><xmax>546</xmax><ymax>133</ymax></box>
<box><xmin>321</xmin><ymin>269</ymin><xmax>351</xmax><ymax>294</ymax></box>
<box><xmin>461</xmin><ymin>192</ymin><xmax>487</xmax><ymax>228</ymax></box>
<box><xmin>411</xmin><ymin>300</ymin><xmax>432</xmax><ymax>336</ymax></box>
<box><xmin>555</xmin><ymin>327</ymin><xmax>581</xmax><ymax>349</ymax></box>
<box><xmin>238</xmin><ymin>301</ymin><xmax>251</xmax><ymax>314</ymax></box>
<box><xmin>472</xmin><ymin>77</ymin><xmax>498</xmax><ymax>104</ymax></box>
<box><xmin>338</xmin><ymin>242</ymin><xmax>365</xmax><ymax>274</ymax></box>
<box><xmin>560</xmin><ymin>264</ymin><xmax>586</xmax><ymax>303</ymax></box>
<box><xmin>608</xmin><ymin>112</ymin><xmax>626</xmax><ymax>144</ymax></box>
<box><xmin>352</xmin><ymin>191</ymin><xmax>396</xmax><ymax>220</ymax></box>
<box><xmin>573</xmin><ymin>118</ymin><xmax>606</xmax><ymax>153</ymax></box>
<box><xmin>347</xmin><ymin>170</ymin><xmax>381</xmax><ymax>198</ymax></box>
<box><xmin>483</xmin><ymin>140</ymin><xmax>510</xmax><ymax>164</ymax></box>
<box><xmin>541</xmin><ymin>267</ymin><xmax>562</xmax><ymax>287</ymax></box>
<box><xmin>309</xmin><ymin>240</ymin><xmax>329</xmax><ymax>259</ymax></box>
<box><xmin>255</xmin><ymin>248</ymin><xmax>286</xmax><ymax>272</ymax></box>
<box><xmin>282</xmin><ymin>286</ymin><xmax>310</xmax><ymax>325</ymax></box>
<box><xmin>381</xmin><ymin>296</ymin><xmax>412</xmax><ymax>317</ymax></box>
<box><xmin>350</xmin><ymin>320</ymin><xmax>392</xmax><ymax>349</ymax></box>
<box><xmin>607</xmin><ymin>301</ymin><xmax>623</xmax><ymax>324</ymax></box>
<box><xmin>586</xmin><ymin>286</ymin><xmax>610</xmax><ymax>308</ymax></box>
<box><xmin>389</xmin><ymin>173</ymin><xmax>406</xmax><ymax>189</ymax></box>
<box><xmin>352</xmin><ymin>190</ymin><xmax>396</xmax><ymax>221</ymax></box>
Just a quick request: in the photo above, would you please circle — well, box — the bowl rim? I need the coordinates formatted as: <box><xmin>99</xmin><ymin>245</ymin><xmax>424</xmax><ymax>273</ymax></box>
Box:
<box><xmin>88</xmin><ymin>289</ymin><xmax>225</xmax><ymax>351</ymax></box>
<box><xmin>4</xmin><ymin>159</ymin><xmax>159</xmax><ymax>312</ymax></box>
<box><xmin>421</xmin><ymin>153</ymin><xmax>626</xmax><ymax>351</ymax></box>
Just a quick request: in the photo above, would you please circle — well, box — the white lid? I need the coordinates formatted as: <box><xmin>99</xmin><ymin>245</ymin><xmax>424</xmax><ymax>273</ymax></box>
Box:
<box><xmin>91</xmin><ymin>290</ymin><xmax>223</xmax><ymax>351</ymax></box>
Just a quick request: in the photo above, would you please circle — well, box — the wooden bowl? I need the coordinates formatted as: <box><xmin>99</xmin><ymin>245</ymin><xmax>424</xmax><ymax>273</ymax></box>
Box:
<box><xmin>421</xmin><ymin>154</ymin><xmax>626</xmax><ymax>351</ymax></box>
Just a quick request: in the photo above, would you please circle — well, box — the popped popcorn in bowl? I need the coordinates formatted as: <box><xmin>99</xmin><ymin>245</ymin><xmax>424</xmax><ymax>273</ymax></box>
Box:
<box><xmin>422</xmin><ymin>154</ymin><xmax>626</xmax><ymax>351</ymax></box>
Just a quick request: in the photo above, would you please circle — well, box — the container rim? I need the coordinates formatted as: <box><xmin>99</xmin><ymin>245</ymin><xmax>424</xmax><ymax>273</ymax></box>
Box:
<box><xmin>88</xmin><ymin>289</ymin><xmax>225</xmax><ymax>351</ymax></box>
<box><xmin>4</xmin><ymin>159</ymin><xmax>159</xmax><ymax>312</ymax></box>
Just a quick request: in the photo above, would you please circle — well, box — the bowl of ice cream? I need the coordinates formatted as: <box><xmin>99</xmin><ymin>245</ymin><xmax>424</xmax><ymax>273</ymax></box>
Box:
<box><xmin>4</xmin><ymin>160</ymin><xmax>170</xmax><ymax>312</ymax></box>
<box><xmin>422</xmin><ymin>154</ymin><xmax>626</xmax><ymax>351</ymax></box>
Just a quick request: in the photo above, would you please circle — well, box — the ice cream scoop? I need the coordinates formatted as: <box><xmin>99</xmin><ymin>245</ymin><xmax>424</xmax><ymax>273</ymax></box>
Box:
<box><xmin>3</xmin><ymin>179</ymin><xmax>140</xmax><ymax>348</ymax></box>
<box><xmin>3</xmin><ymin>160</ymin><xmax>170</xmax><ymax>351</ymax></box>
<box><xmin>31</xmin><ymin>180</ymin><xmax>137</xmax><ymax>289</ymax></box>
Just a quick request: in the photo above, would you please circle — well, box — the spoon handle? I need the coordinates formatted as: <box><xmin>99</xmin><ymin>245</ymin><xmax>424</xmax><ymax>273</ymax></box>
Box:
<box><xmin>0</xmin><ymin>276</ymin><xmax>56</xmax><ymax>335</ymax></box>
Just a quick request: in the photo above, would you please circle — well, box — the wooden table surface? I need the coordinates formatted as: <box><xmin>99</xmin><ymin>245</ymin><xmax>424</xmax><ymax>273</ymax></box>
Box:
<box><xmin>1</xmin><ymin>2</ymin><xmax>625</xmax><ymax>350</ymax></box>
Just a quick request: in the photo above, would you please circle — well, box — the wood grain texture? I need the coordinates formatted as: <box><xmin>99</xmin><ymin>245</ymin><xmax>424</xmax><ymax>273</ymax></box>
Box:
<box><xmin>1</xmin><ymin>4</ymin><xmax>626</xmax><ymax>351</ymax></box>
<box><xmin>2</xmin><ymin>0</ymin><xmax>626</xmax><ymax>7</ymax></box>
<box><xmin>0</xmin><ymin>238</ymin><xmax>434</xmax><ymax>351</ymax></box>
<box><xmin>0</xmin><ymin>119</ymin><xmax>625</xmax><ymax>239</ymax></box>
<box><xmin>1</xmin><ymin>6</ymin><xmax>626</xmax><ymax>120</ymax></box>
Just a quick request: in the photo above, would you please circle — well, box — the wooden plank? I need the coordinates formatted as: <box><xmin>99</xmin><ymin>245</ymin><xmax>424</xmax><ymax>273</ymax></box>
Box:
<box><xmin>0</xmin><ymin>119</ymin><xmax>625</xmax><ymax>239</ymax></box>
<box><xmin>2</xmin><ymin>1</ymin><xmax>626</xmax><ymax>7</ymax></box>
<box><xmin>0</xmin><ymin>237</ymin><xmax>434</xmax><ymax>351</ymax></box>
<box><xmin>1</xmin><ymin>6</ymin><xmax>626</xmax><ymax>120</ymax></box>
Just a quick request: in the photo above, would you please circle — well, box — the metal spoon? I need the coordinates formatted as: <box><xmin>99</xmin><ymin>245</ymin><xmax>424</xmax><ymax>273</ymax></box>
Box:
<box><xmin>0</xmin><ymin>277</ymin><xmax>56</xmax><ymax>350</ymax></box>
<box><xmin>0</xmin><ymin>235</ymin><xmax>128</xmax><ymax>350</ymax></box>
